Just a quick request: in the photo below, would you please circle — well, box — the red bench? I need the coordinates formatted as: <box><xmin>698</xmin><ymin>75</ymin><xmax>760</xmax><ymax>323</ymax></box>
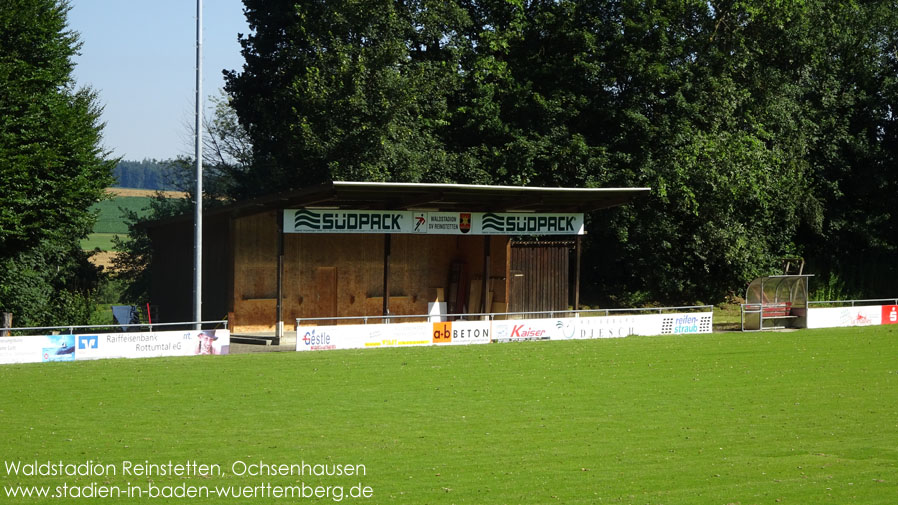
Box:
<box><xmin>761</xmin><ymin>302</ymin><xmax>792</xmax><ymax>318</ymax></box>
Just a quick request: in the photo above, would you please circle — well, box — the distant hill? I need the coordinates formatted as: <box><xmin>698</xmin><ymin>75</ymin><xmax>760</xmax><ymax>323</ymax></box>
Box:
<box><xmin>112</xmin><ymin>159</ymin><xmax>181</xmax><ymax>191</ymax></box>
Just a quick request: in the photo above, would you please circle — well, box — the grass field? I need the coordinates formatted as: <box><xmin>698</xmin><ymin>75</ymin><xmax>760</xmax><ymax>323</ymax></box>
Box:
<box><xmin>81</xmin><ymin>232</ymin><xmax>119</xmax><ymax>251</ymax></box>
<box><xmin>1</xmin><ymin>327</ymin><xmax>896</xmax><ymax>504</ymax></box>
<box><xmin>90</xmin><ymin>197</ymin><xmax>155</xmax><ymax>235</ymax></box>
<box><xmin>80</xmin><ymin>197</ymin><xmax>151</xmax><ymax>252</ymax></box>
<box><xmin>81</xmin><ymin>189</ymin><xmax>185</xmax><ymax>252</ymax></box>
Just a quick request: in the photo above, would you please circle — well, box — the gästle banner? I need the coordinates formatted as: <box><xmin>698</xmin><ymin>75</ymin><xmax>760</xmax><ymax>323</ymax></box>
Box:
<box><xmin>284</xmin><ymin>209</ymin><xmax>585</xmax><ymax>235</ymax></box>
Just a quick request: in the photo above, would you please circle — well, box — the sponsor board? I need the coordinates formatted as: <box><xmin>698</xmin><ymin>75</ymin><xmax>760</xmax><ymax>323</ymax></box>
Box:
<box><xmin>570</xmin><ymin>312</ymin><xmax>713</xmax><ymax>341</ymax></box>
<box><xmin>431</xmin><ymin>321</ymin><xmax>491</xmax><ymax>345</ymax></box>
<box><xmin>0</xmin><ymin>334</ymin><xmax>76</xmax><ymax>365</ymax></box>
<box><xmin>43</xmin><ymin>334</ymin><xmax>76</xmax><ymax>362</ymax></box>
<box><xmin>578</xmin><ymin>316</ymin><xmax>639</xmax><ymax>339</ymax></box>
<box><xmin>284</xmin><ymin>210</ymin><xmax>584</xmax><ymax>236</ymax></box>
<box><xmin>366</xmin><ymin>323</ymin><xmax>432</xmax><ymax>348</ymax></box>
<box><xmin>883</xmin><ymin>305</ymin><xmax>898</xmax><ymax>325</ymax></box>
<box><xmin>492</xmin><ymin>320</ymin><xmax>555</xmax><ymax>341</ymax></box>
<box><xmin>296</xmin><ymin>322</ymin><xmax>492</xmax><ymax>351</ymax></box>
<box><xmin>296</xmin><ymin>326</ymin><xmax>362</xmax><ymax>351</ymax></box>
<box><xmin>295</xmin><ymin>323</ymin><xmax>435</xmax><ymax>351</ymax></box>
<box><xmin>288</xmin><ymin>209</ymin><xmax>412</xmax><ymax>234</ymax></box>
<box><xmin>1</xmin><ymin>334</ymin><xmax>77</xmax><ymax>365</ymax></box>
<box><xmin>807</xmin><ymin>305</ymin><xmax>887</xmax><ymax>329</ymax></box>
<box><xmin>299</xmin><ymin>328</ymin><xmax>337</xmax><ymax>350</ymax></box>
<box><xmin>74</xmin><ymin>329</ymin><xmax>230</xmax><ymax>360</ymax></box>
<box><xmin>661</xmin><ymin>313</ymin><xmax>713</xmax><ymax>334</ymax></box>
<box><xmin>294</xmin><ymin>311</ymin><xmax>713</xmax><ymax>352</ymax></box>
<box><xmin>0</xmin><ymin>330</ymin><xmax>229</xmax><ymax>365</ymax></box>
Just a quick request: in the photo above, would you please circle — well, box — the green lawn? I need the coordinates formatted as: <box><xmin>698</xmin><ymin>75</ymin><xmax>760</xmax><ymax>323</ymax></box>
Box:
<box><xmin>713</xmin><ymin>302</ymin><xmax>744</xmax><ymax>330</ymax></box>
<box><xmin>91</xmin><ymin>196</ymin><xmax>154</xmax><ymax>234</ymax></box>
<box><xmin>80</xmin><ymin>232</ymin><xmax>119</xmax><ymax>251</ymax></box>
<box><xmin>1</xmin><ymin>326</ymin><xmax>896</xmax><ymax>504</ymax></box>
<box><xmin>80</xmin><ymin>196</ymin><xmax>154</xmax><ymax>251</ymax></box>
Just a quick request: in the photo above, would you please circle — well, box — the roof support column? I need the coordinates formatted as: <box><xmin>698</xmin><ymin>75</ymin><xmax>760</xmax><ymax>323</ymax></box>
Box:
<box><xmin>382</xmin><ymin>234</ymin><xmax>391</xmax><ymax>319</ymax></box>
<box><xmin>574</xmin><ymin>235</ymin><xmax>582</xmax><ymax>311</ymax></box>
<box><xmin>276</xmin><ymin>211</ymin><xmax>284</xmax><ymax>338</ymax></box>
<box><xmin>481</xmin><ymin>236</ymin><xmax>491</xmax><ymax>314</ymax></box>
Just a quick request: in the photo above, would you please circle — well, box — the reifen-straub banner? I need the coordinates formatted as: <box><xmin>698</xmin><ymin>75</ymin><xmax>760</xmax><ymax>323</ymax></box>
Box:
<box><xmin>0</xmin><ymin>330</ymin><xmax>230</xmax><ymax>365</ymax></box>
<box><xmin>284</xmin><ymin>210</ymin><xmax>585</xmax><ymax>236</ymax></box>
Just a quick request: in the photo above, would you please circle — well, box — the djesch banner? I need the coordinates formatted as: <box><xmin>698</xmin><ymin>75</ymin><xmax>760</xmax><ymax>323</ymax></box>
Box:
<box><xmin>0</xmin><ymin>330</ymin><xmax>230</xmax><ymax>365</ymax></box>
<box><xmin>807</xmin><ymin>304</ymin><xmax>898</xmax><ymax>329</ymax></box>
<box><xmin>284</xmin><ymin>209</ymin><xmax>585</xmax><ymax>235</ymax></box>
<box><xmin>296</xmin><ymin>311</ymin><xmax>713</xmax><ymax>352</ymax></box>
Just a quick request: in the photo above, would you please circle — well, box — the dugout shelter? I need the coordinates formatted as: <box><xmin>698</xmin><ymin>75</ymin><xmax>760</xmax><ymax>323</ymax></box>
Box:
<box><xmin>143</xmin><ymin>181</ymin><xmax>649</xmax><ymax>336</ymax></box>
<box><xmin>741</xmin><ymin>274</ymin><xmax>812</xmax><ymax>331</ymax></box>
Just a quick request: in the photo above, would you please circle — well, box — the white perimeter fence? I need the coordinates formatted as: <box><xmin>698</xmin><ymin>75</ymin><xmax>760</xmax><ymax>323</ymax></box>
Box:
<box><xmin>0</xmin><ymin>321</ymin><xmax>229</xmax><ymax>365</ymax></box>
<box><xmin>806</xmin><ymin>299</ymin><xmax>898</xmax><ymax>329</ymax></box>
<box><xmin>295</xmin><ymin>306</ymin><xmax>714</xmax><ymax>352</ymax></box>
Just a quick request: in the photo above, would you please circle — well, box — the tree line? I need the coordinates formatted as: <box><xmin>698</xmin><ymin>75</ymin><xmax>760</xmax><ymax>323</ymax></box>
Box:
<box><xmin>113</xmin><ymin>159</ymin><xmax>181</xmax><ymax>191</ymax></box>
<box><xmin>220</xmin><ymin>0</ymin><xmax>898</xmax><ymax>303</ymax></box>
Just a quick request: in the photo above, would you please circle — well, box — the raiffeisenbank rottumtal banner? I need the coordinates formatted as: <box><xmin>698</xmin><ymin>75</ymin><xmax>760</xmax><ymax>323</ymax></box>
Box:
<box><xmin>0</xmin><ymin>329</ymin><xmax>229</xmax><ymax>365</ymax></box>
<box><xmin>284</xmin><ymin>209</ymin><xmax>585</xmax><ymax>235</ymax></box>
<box><xmin>296</xmin><ymin>311</ymin><xmax>713</xmax><ymax>352</ymax></box>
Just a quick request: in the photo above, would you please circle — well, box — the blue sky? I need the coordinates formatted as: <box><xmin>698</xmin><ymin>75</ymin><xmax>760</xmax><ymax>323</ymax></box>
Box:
<box><xmin>68</xmin><ymin>0</ymin><xmax>250</xmax><ymax>161</ymax></box>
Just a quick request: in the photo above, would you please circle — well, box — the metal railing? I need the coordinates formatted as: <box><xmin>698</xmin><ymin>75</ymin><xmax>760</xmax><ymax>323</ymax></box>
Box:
<box><xmin>297</xmin><ymin>305</ymin><xmax>713</xmax><ymax>326</ymax></box>
<box><xmin>0</xmin><ymin>320</ymin><xmax>228</xmax><ymax>337</ymax></box>
<box><xmin>807</xmin><ymin>298</ymin><xmax>898</xmax><ymax>308</ymax></box>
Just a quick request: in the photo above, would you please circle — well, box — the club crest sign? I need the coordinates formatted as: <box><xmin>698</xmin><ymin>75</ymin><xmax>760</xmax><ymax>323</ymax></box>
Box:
<box><xmin>284</xmin><ymin>210</ymin><xmax>584</xmax><ymax>235</ymax></box>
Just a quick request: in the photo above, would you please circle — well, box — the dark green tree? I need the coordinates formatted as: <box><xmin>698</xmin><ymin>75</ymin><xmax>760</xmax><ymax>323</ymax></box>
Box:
<box><xmin>222</xmin><ymin>0</ymin><xmax>898</xmax><ymax>304</ymax></box>
<box><xmin>0</xmin><ymin>0</ymin><xmax>115</xmax><ymax>326</ymax></box>
<box><xmin>793</xmin><ymin>1</ymin><xmax>898</xmax><ymax>297</ymax></box>
<box><xmin>224</xmin><ymin>0</ymin><xmax>474</xmax><ymax>197</ymax></box>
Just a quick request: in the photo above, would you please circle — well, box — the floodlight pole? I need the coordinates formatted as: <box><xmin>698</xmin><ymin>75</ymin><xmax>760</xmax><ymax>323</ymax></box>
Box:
<box><xmin>193</xmin><ymin>0</ymin><xmax>203</xmax><ymax>330</ymax></box>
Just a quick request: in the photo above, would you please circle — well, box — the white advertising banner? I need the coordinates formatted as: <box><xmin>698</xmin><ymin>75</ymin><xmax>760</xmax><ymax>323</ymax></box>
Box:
<box><xmin>0</xmin><ymin>330</ymin><xmax>229</xmax><ymax>365</ymax></box>
<box><xmin>807</xmin><ymin>305</ymin><xmax>892</xmax><ymax>329</ymax></box>
<box><xmin>492</xmin><ymin>319</ymin><xmax>573</xmax><ymax>342</ymax></box>
<box><xmin>284</xmin><ymin>209</ymin><xmax>585</xmax><ymax>236</ymax></box>
<box><xmin>431</xmin><ymin>320</ymin><xmax>493</xmax><ymax>345</ymax></box>
<box><xmin>296</xmin><ymin>323</ymin><xmax>429</xmax><ymax>351</ymax></box>
<box><xmin>0</xmin><ymin>334</ymin><xmax>75</xmax><ymax>365</ymax></box>
<box><xmin>74</xmin><ymin>329</ymin><xmax>230</xmax><ymax>360</ymax></box>
<box><xmin>577</xmin><ymin>314</ymin><xmax>648</xmax><ymax>339</ymax></box>
<box><xmin>560</xmin><ymin>312</ymin><xmax>712</xmax><ymax>341</ymax></box>
<box><xmin>296</xmin><ymin>311</ymin><xmax>713</xmax><ymax>352</ymax></box>
<box><xmin>296</xmin><ymin>321</ymin><xmax>492</xmax><ymax>351</ymax></box>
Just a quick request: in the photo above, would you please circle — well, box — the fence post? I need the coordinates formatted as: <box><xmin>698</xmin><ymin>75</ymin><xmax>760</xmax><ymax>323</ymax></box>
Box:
<box><xmin>1</xmin><ymin>312</ymin><xmax>11</xmax><ymax>337</ymax></box>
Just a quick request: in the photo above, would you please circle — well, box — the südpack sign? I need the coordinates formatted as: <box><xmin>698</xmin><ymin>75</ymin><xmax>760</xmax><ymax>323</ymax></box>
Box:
<box><xmin>284</xmin><ymin>210</ymin><xmax>585</xmax><ymax>235</ymax></box>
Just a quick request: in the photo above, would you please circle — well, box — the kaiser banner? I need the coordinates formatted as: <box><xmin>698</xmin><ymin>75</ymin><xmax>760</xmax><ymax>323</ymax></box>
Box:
<box><xmin>284</xmin><ymin>209</ymin><xmax>584</xmax><ymax>235</ymax></box>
